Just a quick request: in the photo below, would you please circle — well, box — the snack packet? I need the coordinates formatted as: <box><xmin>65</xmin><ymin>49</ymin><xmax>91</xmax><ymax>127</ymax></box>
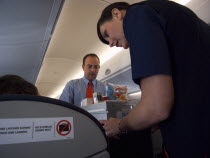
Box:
<box><xmin>106</xmin><ymin>83</ymin><xmax>127</xmax><ymax>100</ymax></box>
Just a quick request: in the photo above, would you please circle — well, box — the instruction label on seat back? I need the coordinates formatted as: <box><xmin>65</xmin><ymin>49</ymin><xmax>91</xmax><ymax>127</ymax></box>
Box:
<box><xmin>0</xmin><ymin>117</ymin><xmax>74</xmax><ymax>145</ymax></box>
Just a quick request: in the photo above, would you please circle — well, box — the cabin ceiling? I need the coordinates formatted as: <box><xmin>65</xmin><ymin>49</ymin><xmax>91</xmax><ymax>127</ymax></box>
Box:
<box><xmin>36</xmin><ymin>0</ymin><xmax>210</xmax><ymax>98</ymax></box>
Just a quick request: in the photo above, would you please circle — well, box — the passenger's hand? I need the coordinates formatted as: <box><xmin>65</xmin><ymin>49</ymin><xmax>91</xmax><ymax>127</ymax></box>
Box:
<box><xmin>99</xmin><ymin>118</ymin><xmax>121</xmax><ymax>137</ymax></box>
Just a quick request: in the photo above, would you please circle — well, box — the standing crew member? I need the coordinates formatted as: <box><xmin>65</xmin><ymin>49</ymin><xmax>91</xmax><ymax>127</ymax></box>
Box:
<box><xmin>97</xmin><ymin>1</ymin><xmax>210</xmax><ymax>158</ymax></box>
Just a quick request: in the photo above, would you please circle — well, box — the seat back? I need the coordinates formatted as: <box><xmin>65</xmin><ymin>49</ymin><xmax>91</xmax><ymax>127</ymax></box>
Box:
<box><xmin>0</xmin><ymin>94</ymin><xmax>109</xmax><ymax>158</ymax></box>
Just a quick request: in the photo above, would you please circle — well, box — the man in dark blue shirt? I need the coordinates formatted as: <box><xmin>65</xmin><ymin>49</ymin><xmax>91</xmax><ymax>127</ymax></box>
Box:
<box><xmin>97</xmin><ymin>1</ymin><xmax>210</xmax><ymax>158</ymax></box>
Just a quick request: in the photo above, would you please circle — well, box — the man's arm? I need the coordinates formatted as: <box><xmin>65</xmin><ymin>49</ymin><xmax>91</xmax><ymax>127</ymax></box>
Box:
<box><xmin>59</xmin><ymin>81</ymin><xmax>74</xmax><ymax>104</ymax></box>
<box><xmin>120</xmin><ymin>74</ymin><xmax>174</xmax><ymax>131</ymax></box>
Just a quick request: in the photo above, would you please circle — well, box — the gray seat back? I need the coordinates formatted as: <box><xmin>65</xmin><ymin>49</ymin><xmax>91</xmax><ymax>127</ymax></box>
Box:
<box><xmin>0</xmin><ymin>95</ymin><xmax>109</xmax><ymax>158</ymax></box>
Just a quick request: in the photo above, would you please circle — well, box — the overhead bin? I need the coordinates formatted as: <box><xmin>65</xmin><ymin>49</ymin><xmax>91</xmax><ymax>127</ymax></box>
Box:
<box><xmin>0</xmin><ymin>0</ymin><xmax>64</xmax><ymax>84</ymax></box>
<box><xmin>97</xmin><ymin>49</ymin><xmax>131</xmax><ymax>82</ymax></box>
<box><xmin>97</xmin><ymin>49</ymin><xmax>140</xmax><ymax>94</ymax></box>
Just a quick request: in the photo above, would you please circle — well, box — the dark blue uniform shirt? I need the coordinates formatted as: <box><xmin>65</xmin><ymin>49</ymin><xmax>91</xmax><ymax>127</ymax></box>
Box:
<box><xmin>123</xmin><ymin>0</ymin><xmax>210</xmax><ymax>157</ymax></box>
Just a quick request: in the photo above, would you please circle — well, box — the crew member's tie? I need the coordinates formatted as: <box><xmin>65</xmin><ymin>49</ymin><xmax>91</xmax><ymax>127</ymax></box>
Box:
<box><xmin>86</xmin><ymin>81</ymin><xmax>94</xmax><ymax>98</ymax></box>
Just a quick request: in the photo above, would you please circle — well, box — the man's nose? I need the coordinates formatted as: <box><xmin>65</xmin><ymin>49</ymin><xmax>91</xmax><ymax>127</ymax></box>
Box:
<box><xmin>90</xmin><ymin>67</ymin><xmax>96</xmax><ymax>72</ymax></box>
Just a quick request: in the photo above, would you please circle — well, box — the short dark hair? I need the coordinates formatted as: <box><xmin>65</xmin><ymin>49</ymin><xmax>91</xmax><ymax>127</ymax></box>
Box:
<box><xmin>97</xmin><ymin>2</ymin><xmax>130</xmax><ymax>45</ymax></box>
<box><xmin>0</xmin><ymin>74</ymin><xmax>39</xmax><ymax>95</ymax></box>
<box><xmin>83</xmin><ymin>53</ymin><xmax>100</xmax><ymax>65</ymax></box>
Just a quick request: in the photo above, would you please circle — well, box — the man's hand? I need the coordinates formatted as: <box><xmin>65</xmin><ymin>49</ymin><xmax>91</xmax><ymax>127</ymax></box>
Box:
<box><xmin>99</xmin><ymin>118</ymin><xmax>121</xmax><ymax>137</ymax></box>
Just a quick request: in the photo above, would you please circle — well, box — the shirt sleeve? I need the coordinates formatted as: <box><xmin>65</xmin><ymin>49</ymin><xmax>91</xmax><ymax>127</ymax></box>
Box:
<box><xmin>123</xmin><ymin>4</ymin><xmax>172</xmax><ymax>85</ymax></box>
<box><xmin>101</xmin><ymin>82</ymin><xmax>106</xmax><ymax>96</ymax></box>
<box><xmin>59</xmin><ymin>81</ymin><xmax>74</xmax><ymax>104</ymax></box>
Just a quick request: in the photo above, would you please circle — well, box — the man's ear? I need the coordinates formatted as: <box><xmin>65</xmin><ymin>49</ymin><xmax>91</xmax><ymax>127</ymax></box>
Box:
<box><xmin>82</xmin><ymin>65</ymin><xmax>85</xmax><ymax>71</ymax></box>
<box><xmin>111</xmin><ymin>8</ymin><xmax>122</xmax><ymax>20</ymax></box>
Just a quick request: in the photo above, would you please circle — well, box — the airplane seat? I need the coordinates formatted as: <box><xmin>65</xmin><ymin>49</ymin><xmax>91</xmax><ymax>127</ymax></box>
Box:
<box><xmin>0</xmin><ymin>94</ymin><xmax>109</xmax><ymax>158</ymax></box>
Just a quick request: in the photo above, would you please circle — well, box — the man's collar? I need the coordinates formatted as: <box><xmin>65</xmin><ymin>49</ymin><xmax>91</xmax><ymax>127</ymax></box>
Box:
<box><xmin>82</xmin><ymin>76</ymin><xmax>96</xmax><ymax>86</ymax></box>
